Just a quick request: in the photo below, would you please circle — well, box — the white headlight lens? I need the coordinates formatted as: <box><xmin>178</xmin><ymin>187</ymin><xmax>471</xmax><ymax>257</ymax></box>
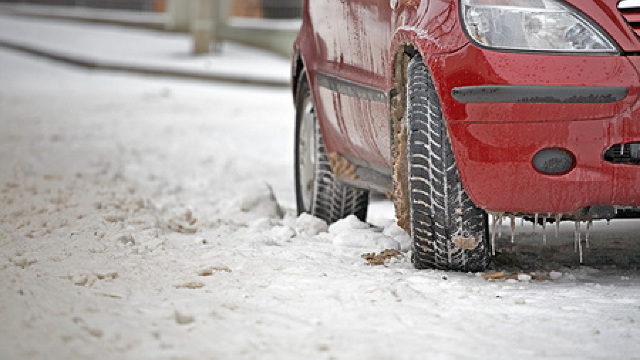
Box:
<box><xmin>461</xmin><ymin>0</ymin><xmax>618</xmax><ymax>53</ymax></box>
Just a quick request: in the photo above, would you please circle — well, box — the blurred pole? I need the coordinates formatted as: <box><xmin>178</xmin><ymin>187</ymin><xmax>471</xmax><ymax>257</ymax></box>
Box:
<box><xmin>191</xmin><ymin>0</ymin><xmax>215</xmax><ymax>55</ymax></box>
<box><xmin>166</xmin><ymin>0</ymin><xmax>190</xmax><ymax>32</ymax></box>
<box><xmin>212</xmin><ymin>0</ymin><xmax>230</xmax><ymax>53</ymax></box>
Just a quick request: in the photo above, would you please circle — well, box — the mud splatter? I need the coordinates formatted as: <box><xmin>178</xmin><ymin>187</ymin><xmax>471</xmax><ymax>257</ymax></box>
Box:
<box><xmin>391</xmin><ymin>49</ymin><xmax>411</xmax><ymax>235</ymax></box>
<box><xmin>453</xmin><ymin>235</ymin><xmax>480</xmax><ymax>250</ymax></box>
<box><xmin>328</xmin><ymin>152</ymin><xmax>358</xmax><ymax>180</ymax></box>
<box><xmin>361</xmin><ymin>249</ymin><xmax>403</xmax><ymax>266</ymax></box>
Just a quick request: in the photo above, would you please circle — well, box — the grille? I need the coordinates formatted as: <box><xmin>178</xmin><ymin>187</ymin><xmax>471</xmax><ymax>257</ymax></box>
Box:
<box><xmin>603</xmin><ymin>142</ymin><xmax>640</xmax><ymax>164</ymax></box>
<box><xmin>619</xmin><ymin>0</ymin><xmax>640</xmax><ymax>37</ymax></box>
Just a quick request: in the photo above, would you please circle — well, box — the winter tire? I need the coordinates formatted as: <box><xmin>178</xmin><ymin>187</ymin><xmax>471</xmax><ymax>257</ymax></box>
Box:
<box><xmin>405</xmin><ymin>56</ymin><xmax>490</xmax><ymax>271</ymax></box>
<box><xmin>295</xmin><ymin>73</ymin><xmax>369</xmax><ymax>223</ymax></box>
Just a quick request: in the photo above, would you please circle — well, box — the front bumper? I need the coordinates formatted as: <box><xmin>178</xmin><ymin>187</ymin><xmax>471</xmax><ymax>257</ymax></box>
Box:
<box><xmin>427</xmin><ymin>44</ymin><xmax>640</xmax><ymax>214</ymax></box>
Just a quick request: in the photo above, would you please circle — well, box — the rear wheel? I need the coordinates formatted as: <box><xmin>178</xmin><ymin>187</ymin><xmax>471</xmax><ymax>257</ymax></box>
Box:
<box><xmin>295</xmin><ymin>73</ymin><xmax>369</xmax><ymax>223</ymax></box>
<box><xmin>404</xmin><ymin>55</ymin><xmax>490</xmax><ymax>271</ymax></box>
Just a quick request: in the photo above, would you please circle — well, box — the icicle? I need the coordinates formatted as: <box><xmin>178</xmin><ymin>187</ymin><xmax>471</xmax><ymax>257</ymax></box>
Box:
<box><xmin>578</xmin><ymin>223</ymin><xmax>582</xmax><ymax>244</ymax></box>
<box><xmin>574</xmin><ymin>221</ymin><xmax>579</xmax><ymax>252</ymax></box>
<box><xmin>510</xmin><ymin>214</ymin><xmax>516</xmax><ymax>244</ymax></box>
<box><xmin>498</xmin><ymin>214</ymin><xmax>504</xmax><ymax>237</ymax></box>
<box><xmin>533</xmin><ymin>213</ymin><xmax>538</xmax><ymax>233</ymax></box>
<box><xmin>574</xmin><ymin>221</ymin><xmax>584</xmax><ymax>264</ymax></box>
<box><xmin>575</xmin><ymin>221</ymin><xmax>583</xmax><ymax>264</ymax></box>
<box><xmin>555</xmin><ymin>213</ymin><xmax>562</xmax><ymax>238</ymax></box>
<box><xmin>541</xmin><ymin>215</ymin><xmax>547</xmax><ymax>245</ymax></box>
<box><xmin>620</xmin><ymin>144</ymin><xmax>624</xmax><ymax>156</ymax></box>
<box><xmin>586</xmin><ymin>220</ymin><xmax>592</xmax><ymax>249</ymax></box>
<box><xmin>521</xmin><ymin>216</ymin><xmax>524</xmax><ymax>226</ymax></box>
<box><xmin>490</xmin><ymin>213</ymin><xmax>497</xmax><ymax>256</ymax></box>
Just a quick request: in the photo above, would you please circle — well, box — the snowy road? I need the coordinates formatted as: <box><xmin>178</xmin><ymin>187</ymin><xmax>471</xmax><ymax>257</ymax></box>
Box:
<box><xmin>1</xmin><ymin>46</ymin><xmax>640</xmax><ymax>359</ymax></box>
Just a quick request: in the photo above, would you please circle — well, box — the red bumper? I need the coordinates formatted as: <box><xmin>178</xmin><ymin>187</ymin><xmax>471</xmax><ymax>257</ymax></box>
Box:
<box><xmin>427</xmin><ymin>45</ymin><xmax>640</xmax><ymax>214</ymax></box>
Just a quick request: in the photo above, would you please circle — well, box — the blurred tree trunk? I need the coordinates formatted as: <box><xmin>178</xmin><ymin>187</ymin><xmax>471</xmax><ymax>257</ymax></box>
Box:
<box><xmin>166</xmin><ymin>0</ymin><xmax>190</xmax><ymax>31</ymax></box>
<box><xmin>191</xmin><ymin>0</ymin><xmax>214</xmax><ymax>54</ymax></box>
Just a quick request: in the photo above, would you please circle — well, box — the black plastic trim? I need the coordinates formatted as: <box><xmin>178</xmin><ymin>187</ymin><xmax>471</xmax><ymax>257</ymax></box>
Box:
<box><xmin>451</xmin><ymin>85</ymin><xmax>628</xmax><ymax>104</ymax></box>
<box><xmin>332</xmin><ymin>154</ymin><xmax>393</xmax><ymax>194</ymax></box>
<box><xmin>315</xmin><ymin>71</ymin><xmax>387</xmax><ymax>103</ymax></box>
<box><xmin>337</xmin><ymin>168</ymin><xmax>393</xmax><ymax>194</ymax></box>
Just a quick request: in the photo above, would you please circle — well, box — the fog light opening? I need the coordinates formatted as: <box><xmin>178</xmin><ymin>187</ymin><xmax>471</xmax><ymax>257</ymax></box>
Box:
<box><xmin>532</xmin><ymin>148</ymin><xmax>576</xmax><ymax>175</ymax></box>
<box><xmin>603</xmin><ymin>142</ymin><xmax>640</xmax><ymax>164</ymax></box>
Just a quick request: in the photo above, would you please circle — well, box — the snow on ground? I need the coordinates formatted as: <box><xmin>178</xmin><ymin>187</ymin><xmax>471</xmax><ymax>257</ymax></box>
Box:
<box><xmin>1</xmin><ymin>39</ymin><xmax>640</xmax><ymax>359</ymax></box>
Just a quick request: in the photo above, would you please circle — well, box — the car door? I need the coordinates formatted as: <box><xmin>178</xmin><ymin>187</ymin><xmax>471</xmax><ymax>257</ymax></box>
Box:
<box><xmin>338</xmin><ymin>0</ymin><xmax>394</xmax><ymax>170</ymax></box>
<box><xmin>309</xmin><ymin>0</ymin><xmax>394</xmax><ymax>171</ymax></box>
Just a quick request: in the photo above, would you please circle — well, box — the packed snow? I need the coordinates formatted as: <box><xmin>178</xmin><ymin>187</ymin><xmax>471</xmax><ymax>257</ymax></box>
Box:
<box><xmin>1</xmin><ymin>23</ymin><xmax>640</xmax><ymax>359</ymax></box>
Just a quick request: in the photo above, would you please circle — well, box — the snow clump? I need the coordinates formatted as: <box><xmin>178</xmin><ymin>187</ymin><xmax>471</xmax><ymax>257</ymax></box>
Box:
<box><xmin>382</xmin><ymin>222</ymin><xmax>412</xmax><ymax>252</ymax></box>
<box><xmin>330</xmin><ymin>215</ymin><xmax>401</xmax><ymax>251</ymax></box>
<box><xmin>295</xmin><ymin>213</ymin><xmax>328</xmax><ymax>236</ymax></box>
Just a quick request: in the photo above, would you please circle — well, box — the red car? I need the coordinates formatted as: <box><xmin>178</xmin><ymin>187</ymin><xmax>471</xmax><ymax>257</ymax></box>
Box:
<box><xmin>292</xmin><ymin>0</ymin><xmax>640</xmax><ymax>271</ymax></box>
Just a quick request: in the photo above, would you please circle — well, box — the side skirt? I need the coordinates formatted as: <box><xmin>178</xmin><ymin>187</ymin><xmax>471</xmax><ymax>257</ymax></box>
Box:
<box><xmin>333</xmin><ymin>155</ymin><xmax>393</xmax><ymax>195</ymax></box>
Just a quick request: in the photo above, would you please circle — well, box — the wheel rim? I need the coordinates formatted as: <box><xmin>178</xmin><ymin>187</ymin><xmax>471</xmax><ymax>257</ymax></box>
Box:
<box><xmin>298</xmin><ymin>95</ymin><xmax>316</xmax><ymax>213</ymax></box>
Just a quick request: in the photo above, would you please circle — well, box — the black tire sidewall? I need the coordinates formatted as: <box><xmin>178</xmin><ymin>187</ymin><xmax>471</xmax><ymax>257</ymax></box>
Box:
<box><xmin>294</xmin><ymin>72</ymin><xmax>312</xmax><ymax>215</ymax></box>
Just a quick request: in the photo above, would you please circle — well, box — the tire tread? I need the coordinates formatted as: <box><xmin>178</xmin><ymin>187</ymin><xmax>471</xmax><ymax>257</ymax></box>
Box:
<box><xmin>406</xmin><ymin>56</ymin><xmax>490</xmax><ymax>271</ymax></box>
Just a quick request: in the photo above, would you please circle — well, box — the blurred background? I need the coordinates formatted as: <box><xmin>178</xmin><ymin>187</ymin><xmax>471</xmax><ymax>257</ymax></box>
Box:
<box><xmin>0</xmin><ymin>0</ymin><xmax>303</xmax><ymax>57</ymax></box>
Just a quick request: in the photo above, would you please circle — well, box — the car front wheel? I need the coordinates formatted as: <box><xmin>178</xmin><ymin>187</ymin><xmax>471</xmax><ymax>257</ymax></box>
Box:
<box><xmin>404</xmin><ymin>55</ymin><xmax>491</xmax><ymax>271</ymax></box>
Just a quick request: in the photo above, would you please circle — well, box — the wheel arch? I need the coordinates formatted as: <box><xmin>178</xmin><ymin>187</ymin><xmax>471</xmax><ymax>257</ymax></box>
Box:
<box><xmin>291</xmin><ymin>51</ymin><xmax>305</xmax><ymax>105</ymax></box>
<box><xmin>388</xmin><ymin>17</ymin><xmax>469</xmax><ymax>167</ymax></box>
<box><xmin>388</xmin><ymin>0</ymin><xmax>470</xmax><ymax>153</ymax></box>
<box><xmin>388</xmin><ymin>35</ymin><xmax>468</xmax><ymax>234</ymax></box>
<box><xmin>390</xmin><ymin>43</ymin><xmax>415</xmax><ymax>168</ymax></box>
<box><xmin>389</xmin><ymin>43</ymin><xmax>419</xmax><ymax>234</ymax></box>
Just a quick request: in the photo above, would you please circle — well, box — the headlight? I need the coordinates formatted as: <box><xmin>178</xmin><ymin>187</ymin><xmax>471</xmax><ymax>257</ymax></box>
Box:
<box><xmin>460</xmin><ymin>0</ymin><xmax>618</xmax><ymax>54</ymax></box>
